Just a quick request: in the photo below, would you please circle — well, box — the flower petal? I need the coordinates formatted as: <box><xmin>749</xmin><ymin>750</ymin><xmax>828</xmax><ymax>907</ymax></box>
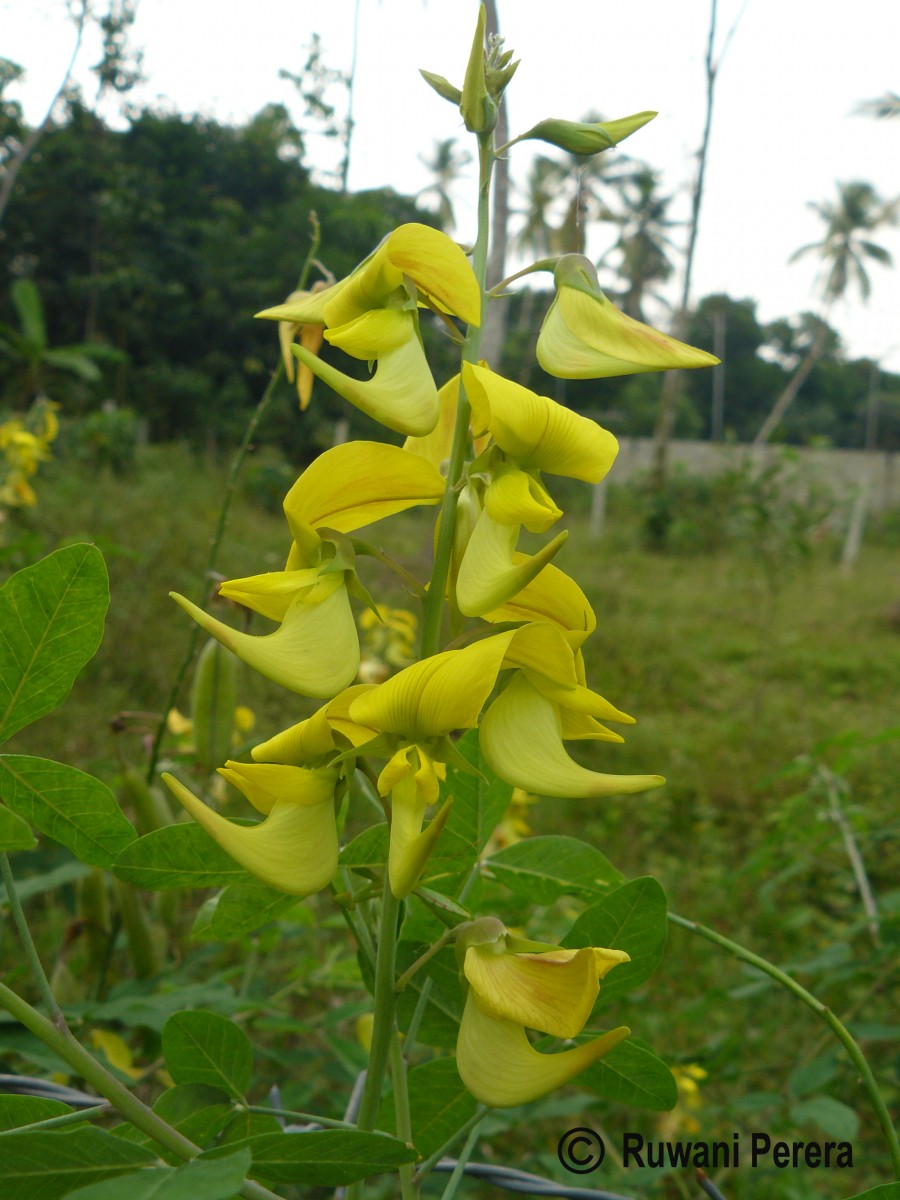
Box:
<box><xmin>348</xmin><ymin>631</ymin><xmax>517</xmax><ymax>740</ymax></box>
<box><xmin>283</xmin><ymin>441</ymin><xmax>444</xmax><ymax>546</ymax></box>
<box><xmin>217</xmin><ymin>760</ymin><xmax>338</xmax><ymax>816</ymax></box>
<box><xmin>483</xmin><ymin>559</ymin><xmax>596</xmax><ymax>646</ymax></box>
<box><xmin>170</xmin><ymin>582</ymin><xmax>359</xmax><ymax>699</ymax></box>
<box><xmin>252</xmin><ymin>685</ymin><xmax>378</xmax><ymax>765</ymax></box>
<box><xmin>463</xmin><ymin>362</ymin><xmax>618</xmax><ymax>482</ymax></box>
<box><xmin>293</xmin><ymin>320</ymin><xmax>440</xmax><ymax>437</ymax></box>
<box><xmin>162</xmin><ymin>771</ymin><xmax>338</xmax><ymax>896</ymax></box>
<box><xmin>456</xmin><ymin>509</ymin><xmax>568</xmax><ymax>618</ymax></box>
<box><xmin>464</xmin><ymin>944</ymin><xmax>627</xmax><ymax>1037</ymax></box>
<box><xmin>484</xmin><ymin>465</ymin><xmax>562</xmax><ymax>533</ymax></box>
<box><xmin>219</xmin><ymin>567</ymin><xmax>322</xmax><ymax>623</ymax></box>
<box><xmin>456</xmin><ymin>989</ymin><xmax>629</xmax><ymax>1107</ymax></box>
<box><xmin>480</xmin><ymin>673</ymin><xmax>664</xmax><ymax>798</ymax></box>
<box><xmin>536</xmin><ymin>257</ymin><xmax>720</xmax><ymax>379</ymax></box>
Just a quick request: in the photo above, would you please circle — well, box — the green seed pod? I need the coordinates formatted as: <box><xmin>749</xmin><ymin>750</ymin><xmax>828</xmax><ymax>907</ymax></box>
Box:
<box><xmin>191</xmin><ymin>636</ymin><xmax>239</xmax><ymax>773</ymax></box>
<box><xmin>119</xmin><ymin>765</ymin><xmax>172</xmax><ymax>836</ymax></box>
<box><xmin>517</xmin><ymin>111</ymin><xmax>656</xmax><ymax>157</ymax></box>
<box><xmin>77</xmin><ymin>867</ymin><xmax>111</xmax><ymax>980</ymax></box>
<box><xmin>115</xmin><ymin>880</ymin><xmax>163</xmax><ymax>980</ymax></box>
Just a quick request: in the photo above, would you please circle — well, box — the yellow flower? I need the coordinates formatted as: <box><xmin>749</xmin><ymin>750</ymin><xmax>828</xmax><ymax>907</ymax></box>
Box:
<box><xmin>480</xmin><ymin>671</ymin><xmax>664</xmax><ymax>799</ymax></box>
<box><xmin>462</xmin><ymin>362</ymin><xmax>618</xmax><ymax>483</ymax></box>
<box><xmin>257</xmin><ymin>224</ymin><xmax>480</xmax><ymax>435</ymax></box>
<box><xmin>537</xmin><ymin>255</ymin><xmax>720</xmax><ymax>379</ymax></box>
<box><xmin>170</xmin><ymin>442</ymin><xmax>444</xmax><ymax>697</ymax></box>
<box><xmin>455</xmin><ymin>921</ymin><xmax>631</xmax><ymax>1106</ymax></box>
<box><xmin>162</xmin><ymin>761</ymin><xmax>339</xmax><ymax>896</ymax></box>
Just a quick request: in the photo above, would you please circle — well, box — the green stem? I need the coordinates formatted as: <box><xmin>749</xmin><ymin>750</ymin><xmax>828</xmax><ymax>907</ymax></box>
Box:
<box><xmin>668</xmin><ymin>911</ymin><xmax>900</xmax><ymax>1176</ymax></box>
<box><xmin>0</xmin><ymin>980</ymin><xmax>283</xmax><ymax>1200</ymax></box>
<box><xmin>419</xmin><ymin>131</ymin><xmax>494</xmax><ymax>660</ymax></box>
<box><xmin>390</xmin><ymin>1029</ymin><xmax>416</xmax><ymax>1199</ymax></box>
<box><xmin>355</xmin><ymin>875</ymin><xmax>401</xmax><ymax>1131</ymax></box>
<box><xmin>413</xmin><ymin>1106</ymin><xmax>488</xmax><ymax>1187</ymax></box>
<box><xmin>10</xmin><ymin>1104</ymin><xmax>111</xmax><ymax>1132</ymax></box>
<box><xmin>438</xmin><ymin>1118</ymin><xmax>482</xmax><ymax>1200</ymax></box>
<box><xmin>246</xmin><ymin>1104</ymin><xmax>360</xmax><ymax>1131</ymax></box>
<box><xmin>146</xmin><ymin>216</ymin><xmax>322</xmax><ymax>784</ymax></box>
<box><xmin>1</xmin><ymin>853</ymin><xmax>63</xmax><ymax>1023</ymax></box>
<box><xmin>395</xmin><ymin>928</ymin><xmax>454</xmax><ymax>991</ymax></box>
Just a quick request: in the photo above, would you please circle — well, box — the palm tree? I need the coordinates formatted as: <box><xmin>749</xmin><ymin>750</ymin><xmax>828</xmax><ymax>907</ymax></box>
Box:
<box><xmin>513</xmin><ymin>154</ymin><xmax>567</xmax><ymax>258</ymax></box>
<box><xmin>754</xmin><ymin>181</ymin><xmax>898</xmax><ymax>445</ymax></box>
<box><xmin>416</xmin><ymin>138</ymin><xmax>471</xmax><ymax>232</ymax></box>
<box><xmin>601</xmin><ymin>165</ymin><xmax>677</xmax><ymax>320</ymax></box>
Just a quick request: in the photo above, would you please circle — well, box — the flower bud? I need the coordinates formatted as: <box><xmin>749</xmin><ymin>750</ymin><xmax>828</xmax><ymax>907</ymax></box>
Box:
<box><xmin>517</xmin><ymin>111</ymin><xmax>656</xmax><ymax>156</ymax></box>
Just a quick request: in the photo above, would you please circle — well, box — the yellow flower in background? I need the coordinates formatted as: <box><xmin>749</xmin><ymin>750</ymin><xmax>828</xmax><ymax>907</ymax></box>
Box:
<box><xmin>455</xmin><ymin>920</ymin><xmax>631</xmax><ymax>1106</ymax></box>
<box><xmin>162</xmin><ymin>761</ymin><xmax>340</xmax><ymax>896</ymax></box>
<box><xmin>537</xmin><ymin>255</ymin><xmax>720</xmax><ymax>379</ymax></box>
<box><xmin>0</xmin><ymin>399</ymin><xmax>60</xmax><ymax>510</ymax></box>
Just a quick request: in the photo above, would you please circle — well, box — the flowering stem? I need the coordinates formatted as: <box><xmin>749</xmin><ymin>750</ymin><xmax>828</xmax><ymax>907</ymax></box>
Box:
<box><xmin>146</xmin><ymin>215</ymin><xmax>322</xmax><ymax>784</ymax></box>
<box><xmin>419</xmin><ymin>130</ymin><xmax>494</xmax><ymax>659</ymax></box>
<box><xmin>355</xmin><ymin>873</ymin><xmax>401</xmax><ymax>1133</ymax></box>
<box><xmin>389</xmin><ymin>1029</ymin><xmax>417</xmax><ymax>1199</ymax></box>
<box><xmin>668</xmin><ymin>911</ymin><xmax>900</xmax><ymax>1176</ymax></box>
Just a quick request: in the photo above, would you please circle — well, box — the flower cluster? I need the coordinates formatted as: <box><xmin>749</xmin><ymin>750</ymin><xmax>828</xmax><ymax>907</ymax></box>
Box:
<box><xmin>0</xmin><ymin>398</ymin><xmax>58</xmax><ymax>510</ymax></box>
<box><xmin>164</xmin><ymin>70</ymin><xmax>716</xmax><ymax>1109</ymax></box>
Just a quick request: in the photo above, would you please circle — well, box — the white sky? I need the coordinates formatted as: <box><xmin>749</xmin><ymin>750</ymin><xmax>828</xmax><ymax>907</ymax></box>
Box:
<box><xmin>4</xmin><ymin>0</ymin><xmax>900</xmax><ymax>369</ymax></box>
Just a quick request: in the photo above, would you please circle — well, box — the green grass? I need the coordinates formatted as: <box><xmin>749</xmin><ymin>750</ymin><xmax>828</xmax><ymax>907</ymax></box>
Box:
<box><xmin>3</xmin><ymin>446</ymin><xmax>898</xmax><ymax>1198</ymax></box>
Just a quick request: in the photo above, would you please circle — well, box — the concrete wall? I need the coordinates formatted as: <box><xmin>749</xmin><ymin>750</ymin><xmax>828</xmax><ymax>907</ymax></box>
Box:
<box><xmin>607</xmin><ymin>439</ymin><xmax>899</xmax><ymax>512</ymax></box>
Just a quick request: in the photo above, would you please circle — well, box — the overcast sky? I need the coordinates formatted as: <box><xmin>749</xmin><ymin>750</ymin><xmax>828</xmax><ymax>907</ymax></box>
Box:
<box><xmin>5</xmin><ymin>0</ymin><xmax>900</xmax><ymax>369</ymax></box>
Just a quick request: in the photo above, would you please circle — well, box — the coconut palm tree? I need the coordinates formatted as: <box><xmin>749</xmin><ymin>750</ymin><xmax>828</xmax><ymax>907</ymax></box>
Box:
<box><xmin>601</xmin><ymin>165</ymin><xmax>677</xmax><ymax>320</ymax></box>
<box><xmin>754</xmin><ymin>180</ymin><xmax>898</xmax><ymax>445</ymax></box>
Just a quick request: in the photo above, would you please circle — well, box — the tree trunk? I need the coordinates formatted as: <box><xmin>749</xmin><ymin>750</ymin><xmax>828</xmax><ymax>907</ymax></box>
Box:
<box><xmin>752</xmin><ymin>324</ymin><xmax>828</xmax><ymax>446</ymax></box>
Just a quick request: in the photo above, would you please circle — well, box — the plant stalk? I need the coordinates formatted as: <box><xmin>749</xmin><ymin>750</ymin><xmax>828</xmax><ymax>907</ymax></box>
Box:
<box><xmin>669</xmin><ymin>910</ymin><xmax>900</xmax><ymax>1176</ymax></box>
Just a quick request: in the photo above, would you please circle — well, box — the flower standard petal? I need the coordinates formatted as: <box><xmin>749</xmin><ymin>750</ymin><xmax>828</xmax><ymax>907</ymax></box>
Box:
<box><xmin>252</xmin><ymin>685</ymin><xmax>378</xmax><ymax>766</ymax></box>
<box><xmin>463</xmin><ymin>944</ymin><xmax>627</xmax><ymax>1038</ymax></box>
<box><xmin>283</xmin><ymin>441</ymin><xmax>444</xmax><ymax>545</ymax></box>
<box><xmin>161</xmin><ymin>769</ymin><xmax>339</xmax><ymax>896</ymax></box>
<box><xmin>480</xmin><ymin>673</ymin><xmax>664</xmax><ymax>798</ymax></box>
<box><xmin>170</xmin><ymin>579</ymin><xmax>359</xmax><ymax>699</ymax></box>
<box><xmin>217</xmin><ymin>760</ymin><xmax>337</xmax><ymax>815</ymax></box>
<box><xmin>456</xmin><ymin>990</ymin><xmax>629</xmax><ymax>1107</ymax></box>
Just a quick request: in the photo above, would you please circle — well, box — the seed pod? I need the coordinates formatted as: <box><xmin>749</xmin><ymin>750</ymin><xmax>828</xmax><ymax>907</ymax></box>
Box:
<box><xmin>191</xmin><ymin>636</ymin><xmax>239</xmax><ymax>773</ymax></box>
<box><xmin>118</xmin><ymin>765</ymin><xmax>172</xmax><ymax>836</ymax></box>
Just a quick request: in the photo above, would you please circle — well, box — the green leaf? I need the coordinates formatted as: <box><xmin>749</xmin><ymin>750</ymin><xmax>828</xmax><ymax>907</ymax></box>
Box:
<box><xmin>0</xmin><ymin>804</ymin><xmax>37</xmax><ymax>851</ymax></box>
<box><xmin>562</xmin><ymin>876</ymin><xmax>668</xmax><ymax>1005</ymax></box>
<box><xmin>0</xmin><ymin>757</ymin><xmax>135</xmax><ymax>867</ymax></box>
<box><xmin>162</xmin><ymin>1010</ymin><xmax>253</xmax><ymax>1101</ymax></box>
<box><xmin>205</xmin><ymin>1130</ymin><xmax>416</xmax><ymax>1186</ymax></box>
<box><xmin>0</xmin><ymin>1095</ymin><xmax>72</xmax><ymax>1133</ymax></box>
<box><xmin>6</xmin><ymin>860</ymin><xmax>91</xmax><ymax>901</ymax></box>
<box><xmin>582</xmin><ymin>1037</ymin><xmax>677</xmax><ymax>1111</ymax></box>
<box><xmin>442</xmin><ymin>728</ymin><xmax>513</xmax><ymax>858</ymax></box>
<box><xmin>0</xmin><ymin>545</ymin><xmax>108</xmax><ymax>744</ymax></box>
<box><xmin>0</xmin><ymin>1125</ymin><xmax>155</xmax><ymax>1199</ymax></box>
<box><xmin>117</xmin><ymin>1085</ymin><xmax>232</xmax><ymax>1160</ymax></box>
<box><xmin>487</xmin><ymin>835</ymin><xmax>623</xmax><ymax>904</ymax></box>
<box><xmin>208</xmin><ymin>879</ymin><xmax>298</xmax><ymax>939</ymax></box>
<box><xmin>380</xmin><ymin>1057</ymin><xmax>477</xmax><ymax>1158</ymax></box>
<box><xmin>65</xmin><ymin>1148</ymin><xmax>252</xmax><ymax>1200</ymax></box>
<box><xmin>790</xmin><ymin>1095</ymin><xmax>860</xmax><ymax>1141</ymax></box>
<box><xmin>395</xmin><ymin>945</ymin><xmax>464</xmax><ymax>1050</ymax></box>
<box><xmin>841</xmin><ymin>1186</ymin><xmax>900</xmax><ymax>1200</ymax></box>
<box><xmin>114</xmin><ymin>824</ymin><xmax>250</xmax><ymax>889</ymax></box>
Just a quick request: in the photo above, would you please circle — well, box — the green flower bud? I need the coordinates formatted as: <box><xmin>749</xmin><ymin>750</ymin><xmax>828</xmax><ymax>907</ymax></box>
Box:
<box><xmin>460</xmin><ymin>5</ymin><xmax>493</xmax><ymax>133</ymax></box>
<box><xmin>419</xmin><ymin>69</ymin><xmax>462</xmax><ymax>106</ymax></box>
<box><xmin>517</xmin><ymin>111</ymin><xmax>656</xmax><ymax>156</ymax></box>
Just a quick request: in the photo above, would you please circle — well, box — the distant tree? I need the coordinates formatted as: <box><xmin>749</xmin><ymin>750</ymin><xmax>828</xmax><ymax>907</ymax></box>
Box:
<box><xmin>855</xmin><ymin>91</ymin><xmax>900</xmax><ymax>119</ymax></box>
<box><xmin>754</xmin><ymin>180</ymin><xmax>898</xmax><ymax>445</ymax></box>
<box><xmin>601</xmin><ymin>165</ymin><xmax>676</xmax><ymax>320</ymax></box>
<box><xmin>417</xmin><ymin>138</ymin><xmax>471</xmax><ymax>231</ymax></box>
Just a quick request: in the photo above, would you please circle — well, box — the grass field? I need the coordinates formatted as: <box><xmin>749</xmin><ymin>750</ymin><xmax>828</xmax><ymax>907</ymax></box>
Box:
<box><xmin>3</xmin><ymin>443</ymin><xmax>898</xmax><ymax>1198</ymax></box>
